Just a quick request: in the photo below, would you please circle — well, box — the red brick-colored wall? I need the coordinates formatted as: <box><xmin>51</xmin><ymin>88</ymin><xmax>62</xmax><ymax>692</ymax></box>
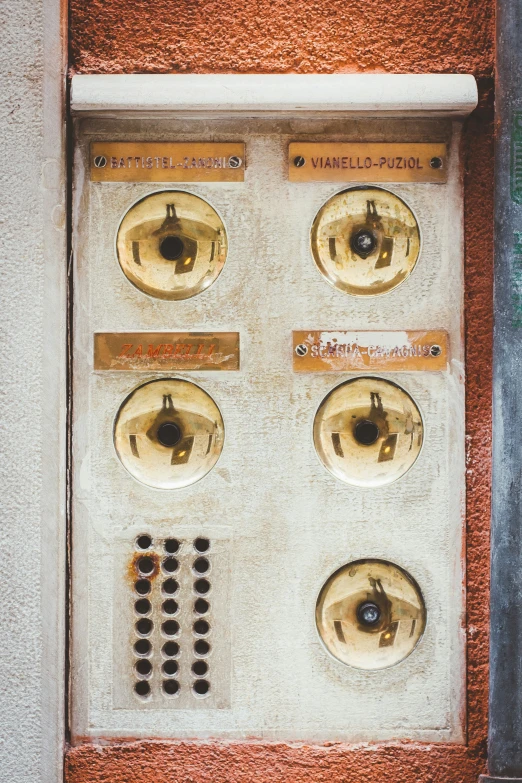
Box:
<box><xmin>67</xmin><ymin>3</ymin><xmax>495</xmax><ymax>781</ymax></box>
<box><xmin>69</xmin><ymin>0</ymin><xmax>492</xmax><ymax>76</ymax></box>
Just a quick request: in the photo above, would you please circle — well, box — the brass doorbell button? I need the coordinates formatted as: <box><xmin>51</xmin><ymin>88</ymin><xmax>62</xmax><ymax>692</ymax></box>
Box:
<box><xmin>310</xmin><ymin>186</ymin><xmax>421</xmax><ymax>297</ymax></box>
<box><xmin>116</xmin><ymin>190</ymin><xmax>227</xmax><ymax>300</ymax></box>
<box><xmin>313</xmin><ymin>377</ymin><xmax>423</xmax><ymax>487</ymax></box>
<box><xmin>316</xmin><ymin>559</ymin><xmax>426</xmax><ymax>670</ymax></box>
<box><xmin>113</xmin><ymin>378</ymin><xmax>224</xmax><ymax>489</ymax></box>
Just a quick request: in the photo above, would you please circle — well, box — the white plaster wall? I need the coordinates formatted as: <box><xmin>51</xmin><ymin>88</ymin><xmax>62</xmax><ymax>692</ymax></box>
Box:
<box><xmin>0</xmin><ymin>0</ymin><xmax>66</xmax><ymax>779</ymax></box>
<box><xmin>71</xmin><ymin>116</ymin><xmax>465</xmax><ymax>742</ymax></box>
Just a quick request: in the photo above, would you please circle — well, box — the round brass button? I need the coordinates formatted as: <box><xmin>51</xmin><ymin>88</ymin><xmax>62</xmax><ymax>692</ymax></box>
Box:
<box><xmin>313</xmin><ymin>377</ymin><xmax>423</xmax><ymax>487</ymax></box>
<box><xmin>116</xmin><ymin>191</ymin><xmax>227</xmax><ymax>300</ymax></box>
<box><xmin>316</xmin><ymin>559</ymin><xmax>426</xmax><ymax>670</ymax></box>
<box><xmin>113</xmin><ymin>378</ymin><xmax>224</xmax><ymax>489</ymax></box>
<box><xmin>310</xmin><ymin>186</ymin><xmax>421</xmax><ymax>297</ymax></box>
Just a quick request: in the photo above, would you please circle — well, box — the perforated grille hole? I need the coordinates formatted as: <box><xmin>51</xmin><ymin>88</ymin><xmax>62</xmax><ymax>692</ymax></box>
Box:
<box><xmin>136</xmin><ymin>534</ymin><xmax>153</xmax><ymax>550</ymax></box>
<box><xmin>194</xmin><ymin>578</ymin><xmax>210</xmax><ymax>595</ymax></box>
<box><xmin>163</xmin><ymin>679</ymin><xmax>180</xmax><ymax>696</ymax></box>
<box><xmin>162</xmin><ymin>641</ymin><xmax>179</xmax><ymax>658</ymax></box>
<box><xmin>135</xmin><ymin>617</ymin><xmax>153</xmax><ymax>636</ymax></box>
<box><xmin>193</xmin><ymin>557</ymin><xmax>210</xmax><ymax>575</ymax></box>
<box><xmin>164</xmin><ymin>538</ymin><xmax>180</xmax><ymax>554</ymax></box>
<box><xmin>135</xmin><ymin>598</ymin><xmax>151</xmax><ymax>615</ymax></box>
<box><xmin>192</xmin><ymin>679</ymin><xmax>210</xmax><ymax>697</ymax></box>
<box><xmin>194</xmin><ymin>598</ymin><xmax>209</xmax><ymax>615</ymax></box>
<box><xmin>135</xmin><ymin>658</ymin><xmax>152</xmax><ymax>678</ymax></box>
<box><xmin>137</xmin><ymin>556</ymin><xmax>155</xmax><ymax>576</ymax></box>
<box><xmin>162</xmin><ymin>599</ymin><xmax>178</xmax><ymax>615</ymax></box>
<box><xmin>135</xmin><ymin>579</ymin><xmax>151</xmax><ymax>595</ymax></box>
<box><xmin>162</xmin><ymin>578</ymin><xmax>179</xmax><ymax>595</ymax></box>
<box><xmin>162</xmin><ymin>659</ymin><xmax>179</xmax><ymax>676</ymax></box>
<box><xmin>162</xmin><ymin>619</ymin><xmax>180</xmax><ymax>637</ymax></box>
<box><xmin>134</xmin><ymin>639</ymin><xmax>151</xmax><ymax>656</ymax></box>
<box><xmin>192</xmin><ymin>660</ymin><xmax>208</xmax><ymax>676</ymax></box>
<box><xmin>134</xmin><ymin>680</ymin><xmax>151</xmax><ymax>697</ymax></box>
<box><xmin>194</xmin><ymin>537</ymin><xmax>210</xmax><ymax>553</ymax></box>
<box><xmin>129</xmin><ymin>534</ymin><xmax>216</xmax><ymax>702</ymax></box>
<box><xmin>162</xmin><ymin>557</ymin><xmax>179</xmax><ymax>574</ymax></box>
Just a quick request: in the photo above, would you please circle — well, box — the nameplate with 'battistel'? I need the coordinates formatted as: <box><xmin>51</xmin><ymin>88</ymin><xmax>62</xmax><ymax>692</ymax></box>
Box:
<box><xmin>90</xmin><ymin>142</ymin><xmax>245</xmax><ymax>182</ymax></box>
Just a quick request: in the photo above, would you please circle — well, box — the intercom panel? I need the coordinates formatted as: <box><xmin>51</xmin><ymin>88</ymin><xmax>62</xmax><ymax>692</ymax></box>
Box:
<box><xmin>71</xmin><ymin>115</ymin><xmax>465</xmax><ymax>742</ymax></box>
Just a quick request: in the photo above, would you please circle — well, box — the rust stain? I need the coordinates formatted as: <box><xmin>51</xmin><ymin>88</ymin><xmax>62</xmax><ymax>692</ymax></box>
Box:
<box><xmin>128</xmin><ymin>551</ymin><xmax>160</xmax><ymax>584</ymax></box>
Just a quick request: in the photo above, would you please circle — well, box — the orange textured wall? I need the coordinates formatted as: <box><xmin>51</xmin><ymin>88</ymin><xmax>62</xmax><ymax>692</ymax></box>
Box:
<box><xmin>67</xmin><ymin>3</ymin><xmax>495</xmax><ymax>782</ymax></box>
<box><xmin>69</xmin><ymin>0</ymin><xmax>493</xmax><ymax>76</ymax></box>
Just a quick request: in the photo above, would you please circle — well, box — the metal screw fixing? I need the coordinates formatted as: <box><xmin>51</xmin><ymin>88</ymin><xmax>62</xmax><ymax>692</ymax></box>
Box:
<box><xmin>357</xmin><ymin>601</ymin><xmax>382</xmax><ymax>626</ymax></box>
<box><xmin>350</xmin><ymin>229</ymin><xmax>377</xmax><ymax>258</ymax></box>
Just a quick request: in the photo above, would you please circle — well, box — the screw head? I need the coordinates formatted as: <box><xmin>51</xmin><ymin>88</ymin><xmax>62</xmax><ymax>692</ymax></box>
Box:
<box><xmin>228</xmin><ymin>156</ymin><xmax>242</xmax><ymax>169</ymax></box>
<box><xmin>351</xmin><ymin>229</ymin><xmax>377</xmax><ymax>258</ymax></box>
<box><xmin>430</xmin><ymin>344</ymin><xmax>442</xmax><ymax>357</ymax></box>
<box><xmin>293</xmin><ymin>156</ymin><xmax>306</xmax><ymax>168</ymax></box>
<box><xmin>357</xmin><ymin>601</ymin><xmax>381</xmax><ymax>627</ymax></box>
<box><xmin>94</xmin><ymin>155</ymin><xmax>107</xmax><ymax>168</ymax></box>
<box><xmin>430</xmin><ymin>156</ymin><xmax>443</xmax><ymax>169</ymax></box>
<box><xmin>295</xmin><ymin>343</ymin><xmax>308</xmax><ymax>356</ymax></box>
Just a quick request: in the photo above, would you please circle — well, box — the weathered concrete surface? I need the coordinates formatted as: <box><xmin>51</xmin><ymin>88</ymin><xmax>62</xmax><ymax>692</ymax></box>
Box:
<box><xmin>0</xmin><ymin>0</ymin><xmax>66</xmax><ymax>780</ymax></box>
<box><xmin>70</xmin><ymin>116</ymin><xmax>465</xmax><ymax>743</ymax></box>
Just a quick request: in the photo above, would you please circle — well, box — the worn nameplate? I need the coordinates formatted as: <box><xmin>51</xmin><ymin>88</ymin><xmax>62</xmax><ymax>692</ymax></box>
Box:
<box><xmin>288</xmin><ymin>143</ymin><xmax>447</xmax><ymax>183</ymax></box>
<box><xmin>94</xmin><ymin>332</ymin><xmax>240</xmax><ymax>371</ymax></box>
<box><xmin>90</xmin><ymin>143</ymin><xmax>245</xmax><ymax>182</ymax></box>
<box><xmin>293</xmin><ymin>330</ymin><xmax>448</xmax><ymax>372</ymax></box>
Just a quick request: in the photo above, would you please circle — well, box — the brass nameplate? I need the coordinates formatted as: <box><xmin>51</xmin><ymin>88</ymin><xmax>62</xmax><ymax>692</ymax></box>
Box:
<box><xmin>94</xmin><ymin>332</ymin><xmax>240</xmax><ymax>371</ymax></box>
<box><xmin>90</xmin><ymin>143</ymin><xmax>245</xmax><ymax>182</ymax></box>
<box><xmin>288</xmin><ymin>143</ymin><xmax>447</xmax><ymax>183</ymax></box>
<box><xmin>293</xmin><ymin>330</ymin><xmax>448</xmax><ymax>372</ymax></box>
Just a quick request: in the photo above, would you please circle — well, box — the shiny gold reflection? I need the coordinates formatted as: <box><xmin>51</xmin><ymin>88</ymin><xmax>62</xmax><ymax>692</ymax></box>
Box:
<box><xmin>116</xmin><ymin>191</ymin><xmax>227</xmax><ymax>300</ymax></box>
<box><xmin>316</xmin><ymin>559</ymin><xmax>426</xmax><ymax>670</ymax></box>
<box><xmin>310</xmin><ymin>187</ymin><xmax>420</xmax><ymax>297</ymax></box>
<box><xmin>113</xmin><ymin>379</ymin><xmax>224</xmax><ymax>489</ymax></box>
<box><xmin>313</xmin><ymin>377</ymin><xmax>423</xmax><ymax>487</ymax></box>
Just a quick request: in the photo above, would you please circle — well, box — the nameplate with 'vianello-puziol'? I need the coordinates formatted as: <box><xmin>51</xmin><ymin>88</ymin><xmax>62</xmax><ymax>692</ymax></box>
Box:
<box><xmin>288</xmin><ymin>143</ymin><xmax>447</xmax><ymax>183</ymax></box>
